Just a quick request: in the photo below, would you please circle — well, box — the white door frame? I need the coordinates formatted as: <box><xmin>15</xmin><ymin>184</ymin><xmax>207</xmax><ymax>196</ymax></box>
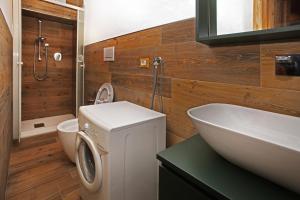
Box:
<box><xmin>12</xmin><ymin>0</ymin><xmax>85</xmax><ymax>141</ymax></box>
<box><xmin>12</xmin><ymin>0</ymin><xmax>22</xmax><ymax>141</ymax></box>
<box><xmin>76</xmin><ymin>9</ymin><xmax>85</xmax><ymax>116</ymax></box>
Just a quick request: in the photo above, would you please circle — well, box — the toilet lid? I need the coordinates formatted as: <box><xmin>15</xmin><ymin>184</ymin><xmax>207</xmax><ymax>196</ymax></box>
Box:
<box><xmin>94</xmin><ymin>83</ymin><xmax>114</xmax><ymax>104</ymax></box>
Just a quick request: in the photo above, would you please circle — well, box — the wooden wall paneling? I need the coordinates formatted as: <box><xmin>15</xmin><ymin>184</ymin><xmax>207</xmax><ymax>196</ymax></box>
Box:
<box><xmin>160</xmin><ymin>19</ymin><xmax>261</xmax><ymax>86</ymax></box>
<box><xmin>66</xmin><ymin>0</ymin><xmax>83</xmax><ymax>7</ymax></box>
<box><xmin>166</xmin><ymin>131</ymin><xmax>185</xmax><ymax>147</ymax></box>
<box><xmin>84</xmin><ymin>72</ymin><xmax>111</xmax><ymax>104</ymax></box>
<box><xmin>261</xmin><ymin>40</ymin><xmax>300</xmax><ymax>91</ymax></box>
<box><xmin>112</xmin><ymin>84</ymin><xmax>176</xmax><ymax>147</ymax></box>
<box><xmin>22</xmin><ymin>9</ymin><xmax>76</xmax><ymax>25</ymax></box>
<box><xmin>112</xmin><ymin>86</ymin><xmax>172</xmax><ymax>116</ymax></box>
<box><xmin>0</xmin><ymin>9</ymin><xmax>13</xmax><ymax>199</ymax></box>
<box><xmin>108</xmin><ymin>28</ymin><xmax>161</xmax><ymax>75</ymax></box>
<box><xmin>110</xmin><ymin>47</ymin><xmax>157</xmax><ymax>75</ymax></box>
<box><xmin>22</xmin><ymin>0</ymin><xmax>77</xmax><ymax>21</ymax></box>
<box><xmin>160</xmin><ymin>41</ymin><xmax>260</xmax><ymax>86</ymax></box>
<box><xmin>84</xmin><ymin>18</ymin><xmax>300</xmax><ymax>146</ymax></box>
<box><xmin>22</xmin><ymin>15</ymin><xmax>76</xmax><ymax>120</ymax></box>
<box><xmin>84</xmin><ymin>39</ymin><xmax>116</xmax><ymax>104</ymax></box>
<box><xmin>113</xmin><ymin>86</ymin><xmax>151</xmax><ymax>108</ymax></box>
<box><xmin>169</xmin><ymin>78</ymin><xmax>300</xmax><ymax>139</ymax></box>
<box><xmin>115</xmin><ymin>28</ymin><xmax>161</xmax><ymax>50</ymax></box>
<box><xmin>161</xmin><ymin>18</ymin><xmax>195</xmax><ymax>45</ymax></box>
<box><xmin>111</xmin><ymin>73</ymin><xmax>172</xmax><ymax>98</ymax></box>
<box><xmin>85</xmin><ymin>39</ymin><xmax>118</xmax><ymax>53</ymax></box>
<box><xmin>85</xmin><ymin>39</ymin><xmax>117</xmax><ymax>73</ymax></box>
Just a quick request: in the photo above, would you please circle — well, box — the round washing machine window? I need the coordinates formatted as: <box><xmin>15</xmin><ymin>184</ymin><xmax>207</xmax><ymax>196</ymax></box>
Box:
<box><xmin>78</xmin><ymin>140</ymin><xmax>96</xmax><ymax>183</ymax></box>
<box><xmin>76</xmin><ymin>131</ymin><xmax>103</xmax><ymax>192</ymax></box>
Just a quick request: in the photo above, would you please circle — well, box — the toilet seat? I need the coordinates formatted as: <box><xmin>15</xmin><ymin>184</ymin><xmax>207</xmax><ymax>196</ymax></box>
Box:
<box><xmin>94</xmin><ymin>83</ymin><xmax>114</xmax><ymax>104</ymax></box>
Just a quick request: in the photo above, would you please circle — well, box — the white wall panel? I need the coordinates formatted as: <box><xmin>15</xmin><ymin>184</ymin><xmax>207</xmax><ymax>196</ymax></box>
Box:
<box><xmin>84</xmin><ymin>0</ymin><xmax>195</xmax><ymax>45</ymax></box>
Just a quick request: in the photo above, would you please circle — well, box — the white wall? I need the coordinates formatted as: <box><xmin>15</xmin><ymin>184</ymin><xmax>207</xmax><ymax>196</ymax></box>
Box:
<box><xmin>217</xmin><ymin>0</ymin><xmax>253</xmax><ymax>35</ymax></box>
<box><xmin>84</xmin><ymin>0</ymin><xmax>195</xmax><ymax>45</ymax></box>
<box><xmin>0</xmin><ymin>0</ymin><xmax>13</xmax><ymax>33</ymax></box>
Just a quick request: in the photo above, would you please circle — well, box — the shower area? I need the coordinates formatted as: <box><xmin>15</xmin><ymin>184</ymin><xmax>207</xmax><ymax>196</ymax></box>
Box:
<box><xmin>13</xmin><ymin>0</ymin><xmax>85</xmax><ymax>140</ymax></box>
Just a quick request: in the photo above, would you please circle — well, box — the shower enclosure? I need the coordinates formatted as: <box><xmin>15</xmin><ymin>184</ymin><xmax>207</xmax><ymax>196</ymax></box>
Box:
<box><xmin>12</xmin><ymin>0</ymin><xmax>85</xmax><ymax>141</ymax></box>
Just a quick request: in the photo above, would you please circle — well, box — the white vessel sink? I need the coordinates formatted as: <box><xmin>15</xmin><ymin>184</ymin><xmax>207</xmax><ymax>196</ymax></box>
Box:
<box><xmin>187</xmin><ymin>103</ymin><xmax>300</xmax><ymax>193</ymax></box>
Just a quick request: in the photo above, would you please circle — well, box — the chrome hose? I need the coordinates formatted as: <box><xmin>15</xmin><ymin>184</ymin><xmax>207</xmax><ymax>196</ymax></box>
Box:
<box><xmin>33</xmin><ymin>39</ymin><xmax>49</xmax><ymax>81</ymax></box>
<box><xmin>150</xmin><ymin>57</ymin><xmax>164</xmax><ymax>113</ymax></box>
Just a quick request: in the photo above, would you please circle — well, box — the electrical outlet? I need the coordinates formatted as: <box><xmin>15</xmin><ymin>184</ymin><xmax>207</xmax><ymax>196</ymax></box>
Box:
<box><xmin>140</xmin><ymin>58</ymin><xmax>150</xmax><ymax>68</ymax></box>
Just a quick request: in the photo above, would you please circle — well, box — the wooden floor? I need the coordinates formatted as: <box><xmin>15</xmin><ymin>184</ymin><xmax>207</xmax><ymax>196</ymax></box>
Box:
<box><xmin>6</xmin><ymin>132</ymin><xmax>81</xmax><ymax>200</ymax></box>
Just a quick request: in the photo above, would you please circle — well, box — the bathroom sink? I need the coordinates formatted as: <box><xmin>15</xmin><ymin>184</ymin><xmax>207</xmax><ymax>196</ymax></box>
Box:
<box><xmin>187</xmin><ymin>104</ymin><xmax>300</xmax><ymax>193</ymax></box>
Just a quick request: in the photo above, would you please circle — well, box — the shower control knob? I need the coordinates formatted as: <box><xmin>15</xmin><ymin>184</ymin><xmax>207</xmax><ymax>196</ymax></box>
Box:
<box><xmin>83</xmin><ymin>123</ymin><xmax>90</xmax><ymax>131</ymax></box>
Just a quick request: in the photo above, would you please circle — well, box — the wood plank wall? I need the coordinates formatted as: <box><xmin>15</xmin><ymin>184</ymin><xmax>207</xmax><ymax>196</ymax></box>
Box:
<box><xmin>22</xmin><ymin>0</ymin><xmax>79</xmax><ymax>21</ymax></box>
<box><xmin>0</xmin><ymin>9</ymin><xmax>13</xmax><ymax>199</ymax></box>
<box><xmin>67</xmin><ymin>0</ymin><xmax>83</xmax><ymax>7</ymax></box>
<box><xmin>22</xmin><ymin>15</ymin><xmax>76</xmax><ymax>120</ymax></box>
<box><xmin>84</xmin><ymin>18</ymin><xmax>300</xmax><ymax>147</ymax></box>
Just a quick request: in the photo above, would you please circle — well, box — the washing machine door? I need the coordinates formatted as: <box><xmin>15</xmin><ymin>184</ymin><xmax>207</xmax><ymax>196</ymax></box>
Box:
<box><xmin>75</xmin><ymin>131</ymin><xmax>103</xmax><ymax>192</ymax></box>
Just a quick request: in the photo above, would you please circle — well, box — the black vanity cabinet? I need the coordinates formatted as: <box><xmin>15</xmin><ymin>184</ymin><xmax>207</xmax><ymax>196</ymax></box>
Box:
<box><xmin>157</xmin><ymin>135</ymin><xmax>300</xmax><ymax>200</ymax></box>
<box><xmin>159</xmin><ymin>166</ymin><xmax>213</xmax><ymax>200</ymax></box>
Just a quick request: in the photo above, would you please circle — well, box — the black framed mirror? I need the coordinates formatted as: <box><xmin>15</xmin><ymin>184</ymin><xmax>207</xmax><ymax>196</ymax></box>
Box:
<box><xmin>196</xmin><ymin>0</ymin><xmax>300</xmax><ymax>45</ymax></box>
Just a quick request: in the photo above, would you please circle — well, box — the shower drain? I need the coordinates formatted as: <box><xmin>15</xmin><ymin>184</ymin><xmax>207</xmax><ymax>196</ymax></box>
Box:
<box><xmin>34</xmin><ymin>123</ymin><xmax>45</xmax><ymax>128</ymax></box>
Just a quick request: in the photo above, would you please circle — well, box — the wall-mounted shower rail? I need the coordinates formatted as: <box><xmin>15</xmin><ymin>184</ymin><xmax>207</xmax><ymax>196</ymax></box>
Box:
<box><xmin>33</xmin><ymin>19</ymin><xmax>49</xmax><ymax>81</ymax></box>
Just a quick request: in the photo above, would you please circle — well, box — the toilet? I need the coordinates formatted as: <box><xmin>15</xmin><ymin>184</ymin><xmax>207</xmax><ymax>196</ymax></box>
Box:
<box><xmin>57</xmin><ymin>83</ymin><xmax>114</xmax><ymax>163</ymax></box>
<box><xmin>57</xmin><ymin>119</ymin><xmax>79</xmax><ymax>162</ymax></box>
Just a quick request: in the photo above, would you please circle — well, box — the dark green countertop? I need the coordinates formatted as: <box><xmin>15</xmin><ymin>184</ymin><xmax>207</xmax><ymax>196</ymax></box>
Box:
<box><xmin>157</xmin><ymin>135</ymin><xmax>300</xmax><ymax>200</ymax></box>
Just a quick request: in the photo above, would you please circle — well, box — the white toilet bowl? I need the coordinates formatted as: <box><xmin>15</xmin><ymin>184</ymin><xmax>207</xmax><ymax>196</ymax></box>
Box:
<box><xmin>57</xmin><ymin>119</ymin><xmax>79</xmax><ymax>163</ymax></box>
<box><xmin>57</xmin><ymin>83</ymin><xmax>114</xmax><ymax>163</ymax></box>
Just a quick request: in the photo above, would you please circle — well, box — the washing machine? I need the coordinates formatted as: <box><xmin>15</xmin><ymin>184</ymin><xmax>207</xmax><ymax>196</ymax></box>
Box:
<box><xmin>75</xmin><ymin>101</ymin><xmax>166</xmax><ymax>200</ymax></box>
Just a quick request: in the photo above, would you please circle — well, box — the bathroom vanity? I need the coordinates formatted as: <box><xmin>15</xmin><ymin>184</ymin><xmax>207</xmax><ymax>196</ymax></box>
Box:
<box><xmin>157</xmin><ymin>135</ymin><xmax>300</xmax><ymax>200</ymax></box>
